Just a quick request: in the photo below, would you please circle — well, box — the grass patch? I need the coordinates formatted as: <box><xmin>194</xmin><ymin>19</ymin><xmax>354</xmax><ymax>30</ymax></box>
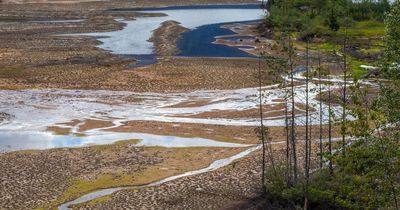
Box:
<box><xmin>349</xmin><ymin>58</ymin><xmax>375</xmax><ymax>79</ymax></box>
<box><xmin>317</xmin><ymin>42</ymin><xmax>341</xmax><ymax>52</ymax></box>
<box><xmin>79</xmin><ymin>195</ymin><xmax>112</xmax><ymax>207</ymax></box>
<box><xmin>61</xmin><ymin>174</ymin><xmax>137</xmax><ymax>202</ymax></box>
<box><xmin>339</xmin><ymin>20</ymin><xmax>385</xmax><ymax>37</ymax></box>
<box><xmin>0</xmin><ymin>66</ymin><xmax>26</xmax><ymax>77</ymax></box>
<box><xmin>359</xmin><ymin>46</ymin><xmax>383</xmax><ymax>55</ymax></box>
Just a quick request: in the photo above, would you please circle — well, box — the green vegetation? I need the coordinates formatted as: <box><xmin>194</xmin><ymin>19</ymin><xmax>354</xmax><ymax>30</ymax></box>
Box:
<box><xmin>258</xmin><ymin>1</ymin><xmax>400</xmax><ymax>209</ymax></box>
<box><xmin>75</xmin><ymin>195</ymin><xmax>112</xmax><ymax>207</ymax></box>
<box><xmin>266</xmin><ymin>0</ymin><xmax>388</xmax><ymax>80</ymax></box>
<box><xmin>0</xmin><ymin>66</ymin><xmax>25</xmax><ymax>77</ymax></box>
<box><xmin>342</xmin><ymin>20</ymin><xmax>385</xmax><ymax>37</ymax></box>
<box><xmin>349</xmin><ymin>58</ymin><xmax>373</xmax><ymax>78</ymax></box>
<box><xmin>266</xmin><ymin>0</ymin><xmax>390</xmax><ymax>36</ymax></box>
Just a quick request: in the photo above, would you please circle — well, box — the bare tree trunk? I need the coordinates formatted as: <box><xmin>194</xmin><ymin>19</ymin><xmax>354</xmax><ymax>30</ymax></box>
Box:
<box><xmin>285</xmin><ymin>92</ymin><xmax>292</xmax><ymax>187</ymax></box>
<box><xmin>328</xmin><ymin>65</ymin><xmax>333</xmax><ymax>175</ymax></box>
<box><xmin>365</xmin><ymin>94</ymin><xmax>369</xmax><ymax>141</ymax></box>
<box><xmin>318</xmin><ymin>49</ymin><xmax>323</xmax><ymax>169</ymax></box>
<box><xmin>288</xmin><ymin>33</ymin><xmax>298</xmax><ymax>183</ymax></box>
<box><xmin>267</xmin><ymin>129</ymin><xmax>277</xmax><ymax>177</ymax></box>
<box><xmin>285</xmin><ymin>86</ymin><xmax>292</xmax><ymax>186</ymax></box>
<box><xmin>303</xmin><ymin>40</ymin><xmax>310</xmax><ymax>210</ymax></box>
<box><xmin>309</xmin><ymin>114</ymin><xmax>312</xmax><ymax>170</ymax></box>
<box><xmin>341</xmin><ymin>27</ymin><xmax>348</xmax><ymax>156</ymax></box>
<box><xmin>258</xmin><ymin>53</ymin><xmax>267</xmax><ymax>194</ymax></box>
<box><xmin>390</xmin><ymin>179</ymin><xmax>399</xmax><ymax>210</ymax></box>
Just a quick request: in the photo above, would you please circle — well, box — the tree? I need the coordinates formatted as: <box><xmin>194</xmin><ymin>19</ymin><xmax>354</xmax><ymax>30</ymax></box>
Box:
<box><xmin>317</xmin><ymin>49</ymin><xmax>324</xmax><ymax>169</ymax></box>
<box><xmin>257</xmin><ymin>51</ymin><xmax>268</xmax><ymax>194</ymax></box>
<box><xmin>341</xmin><ymin>14</ymin><xmax>350</xmax><ymax>156</ymax></box>
<box><xmin>380</xmin><ymin>1</ymin><xmax>400</xmax><ymax>124</ymax></box>
<box><xmin>303</xmin><ymin>40</ymin><xmax>311</xmax><ymax>210</ymax></box>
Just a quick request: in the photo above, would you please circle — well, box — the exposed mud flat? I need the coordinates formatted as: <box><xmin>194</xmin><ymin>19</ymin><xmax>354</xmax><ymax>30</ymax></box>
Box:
<box><xmin>75</xmin><ymin>152</ymin><xmax>263</xmax><ymax>209</ymax></box>
<box><xmin>0</xmin><ymin>57</ymin><xmax>270</xmax><ymax>92</ymax></box>
<box><xmin>0</xmin><ymin>140</ymin><xmax>244</xmax><ymax>209</ymax></box>
<box><xmin>149</xmin><ymin>20</ymin><xmax>189</xmax><ymax>56</ymax></box>
<box><xmin>73</xmin><ymin>150</ymin><xmax>264</xmax><ymax>209</ymax></box>
<box><xmin>107</xmin><ymin>120</ymin><xmax>259</xmax><ymax>144</ymax></box>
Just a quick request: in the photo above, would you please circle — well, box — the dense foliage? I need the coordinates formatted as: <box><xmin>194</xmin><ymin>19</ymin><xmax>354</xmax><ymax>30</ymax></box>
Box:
<box><xmin>261</xmin><ymin>1</ymin><xmax>400</xmax><ymax>209</ymax></box>
<box><xmin>266</xmin><ymin>0</ymin><xmax>391</xmax><ymax>38</ymax></box>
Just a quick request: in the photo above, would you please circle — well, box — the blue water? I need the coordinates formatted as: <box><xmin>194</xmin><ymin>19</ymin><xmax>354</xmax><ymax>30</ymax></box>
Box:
<box><xmin>219</xmin><ymin>35</ymin><xmax>256</xmax><ymax>42</ymax></box>
<box><xmin>111</xmin><ymin>4</ymin><xmax>262</xmax><ymax>11</ymax></box>
<box><xmin>178</xmin><ymin>20</ymin><xmax>259</xmax><ymax>58</ymax></box>
<box><xmin>111</xmin><ymin>4</ymin><xmax>263</xmax><ymax>67</ymax></box>
<box><xmin>235</xmin><ymin>46</ymin><xmax>255</xmax><ymax>49</ymax></box>
<box><xmin>121</xmin><ymin>54</ymin><xmax>158</xmax><ymax>68</ymax></box>
<box><xmin>0</xmin><ymin>131</ymin><xmax>248</xmax><ymax>152</ymax></box>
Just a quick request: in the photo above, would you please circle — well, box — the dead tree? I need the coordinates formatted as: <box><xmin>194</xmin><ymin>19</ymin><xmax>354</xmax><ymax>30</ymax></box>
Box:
<box><xmin>285</xmin><ymin>81</ymin><xmax>292</xmax><ymax>186</ymax></box>
<box><xmin>328</xmin><ymin>64</ymin><xmax>333</xmax><ymax>175</ymax></box>
<box><xmin>288</xmin><ymin>33</ymin><xmax>298</xmax><ymax>183</ymax></box>
<box><xmin>304</xmin><ymin>40</ymin><xmax>310</xmax><ymax>210</ymax></box>
<box><xmin>341</xmin><ymin>26</ymin><xmax>348</xmax><ymax>156</ymax></box>
<box><xmin>257</xmin><ymin>51</ymin><xmax>267</xmax><ymax>194</ymax></box>
<box><xmin>318</xmin><ymin>49</ymin><xmax>323</xmax><ymax>169</ymax></box>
